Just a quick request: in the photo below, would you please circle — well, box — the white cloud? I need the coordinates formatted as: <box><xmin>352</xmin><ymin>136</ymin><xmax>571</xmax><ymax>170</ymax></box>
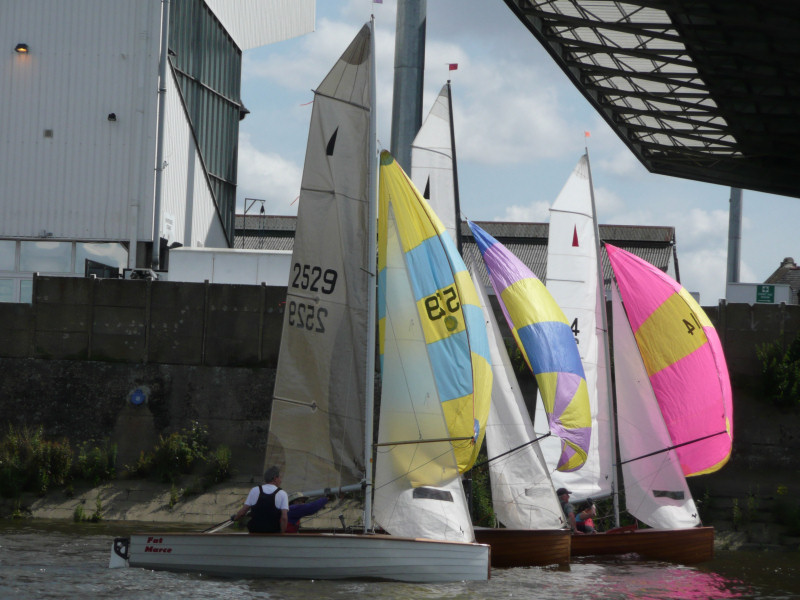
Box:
<box><xmin>236</xmin><ymin>134</ymin><xmax>301</xmax><ymax>215</ymax></box>
<box><xmin>497</xmin><ymin>201</ymin><xmax>551</xmax><ymax>222</ymax></box>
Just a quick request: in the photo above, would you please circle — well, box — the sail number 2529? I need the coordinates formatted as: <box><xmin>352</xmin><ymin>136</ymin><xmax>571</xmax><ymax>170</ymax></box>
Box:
<box><xmin>291</xmin><ymin>263</ymin><xmax>338</xmax><ymax>294</ymax></box>
<box><xmin>288</xmin><ymin>263</ymin><xmax>338</xmax><ymax>333</ymax></box>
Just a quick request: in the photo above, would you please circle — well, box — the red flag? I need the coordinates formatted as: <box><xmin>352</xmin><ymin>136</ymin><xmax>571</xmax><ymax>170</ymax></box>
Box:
<box><xmin>448</xmin><ymin>63</ymin><xmax>458</xmax><ymax>71</ymax></box>
<box><xmin>584</xmin><ymin>131</ymin><xmax>591</xmax><ymax>138</ymax></box>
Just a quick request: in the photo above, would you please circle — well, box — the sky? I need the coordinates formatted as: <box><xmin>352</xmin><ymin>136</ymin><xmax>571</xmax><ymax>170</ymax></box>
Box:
<box><xmin>233</xmin><ymin>0</ymin><xmax>798</xmax><ymax>306</ymax></box>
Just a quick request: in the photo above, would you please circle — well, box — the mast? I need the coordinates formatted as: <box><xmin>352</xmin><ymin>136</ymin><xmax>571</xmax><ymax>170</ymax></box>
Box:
<box><xmin>446</xmin><ymin>81</ymin><xmax>464</xmax><ymax>254</ymax></box>
<box><xmin>363</xmin><ymin>17</ymin><xmax>377</xmax><ymax>534</ymax></box>
<box><xmin>585</xmin><ymin>147</ymin><xmax>621</xmax><ymax>527</ymax></box>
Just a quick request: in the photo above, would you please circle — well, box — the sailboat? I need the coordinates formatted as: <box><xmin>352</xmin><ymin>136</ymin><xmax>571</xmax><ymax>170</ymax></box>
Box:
<box><xmin>468</xmin><ymin>221</ymin><xmax>593</xmax><ymax>564</ymax></box>
<box><xmin>409</xmin><ymin>83</ymin><xmax>572</xmax><ymax>567</ymax></box>
<box><xmin>109</xmin><ymin>22</ymin><xmax>490</xmax><ymax>582</ymax></box>
<box><xmin>543</xmin><ymin>153</ymin><xmax>733</xmax><ymax>563</ymax></box>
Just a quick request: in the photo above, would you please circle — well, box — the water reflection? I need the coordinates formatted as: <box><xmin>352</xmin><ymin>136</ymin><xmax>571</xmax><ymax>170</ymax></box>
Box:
<box><xmin>593</xmin><ymin>563</ymin><xmax>749</xmax><ymax>599</ymax></box>
<box><xmin>0</xmin><ymin>522</ymin><xmax>797</xmax><ymax>600</ymax></box>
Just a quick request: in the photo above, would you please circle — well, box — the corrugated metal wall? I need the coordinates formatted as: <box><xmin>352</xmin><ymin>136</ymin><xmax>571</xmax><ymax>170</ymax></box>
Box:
<box><xmin>0</xmin><ymin>0</ymin><xmax>162</xmax><ymax>241</ymax></box>
<box><xmin>161</xmin><ymin>71</ymin><xmax>228</xmax><ymax>249</ymax></box>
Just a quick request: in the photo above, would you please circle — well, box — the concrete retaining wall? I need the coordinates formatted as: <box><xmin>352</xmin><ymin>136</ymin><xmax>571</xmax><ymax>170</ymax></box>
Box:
<box><xmin>1</xmin><ymin>276</ymin><xmax>800</xmax><ymax>494</ymax></box>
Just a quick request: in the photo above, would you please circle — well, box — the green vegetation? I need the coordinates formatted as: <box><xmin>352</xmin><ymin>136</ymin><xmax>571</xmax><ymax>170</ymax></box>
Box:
<box><xmin>0</xmin><ymin>421</ymin><xmax>232</xmax><ymax>511</ymax></box>
<box><xmin>0</xmin><ymin>426</ymin><xmax>74</xmax><ymax>497</ymax></box>
<box><xmin>757</xmin><ymin>333</ymin><xmax>800</xmax><ymax>407</ymax></box>
<box><xmin>127</xmin><ymin>421</ymin><xmax>234</xmax><ymax>494</ymax></box>
<box><xmin>469</xmin><ymin>446</ymin><xmax>495</xmax><ymax>527</ymax></box>
<box><xmin>0</xmin><ymin>425</ymin><xmax>118</xmax><ymax>498</ymax></box>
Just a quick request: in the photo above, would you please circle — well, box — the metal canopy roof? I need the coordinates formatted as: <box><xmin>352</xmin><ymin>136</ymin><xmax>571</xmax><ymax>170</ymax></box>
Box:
<box><xmin>502</xmin><ymin>1</ymin><xmax>800</xmax><ymax>198</ymax></box>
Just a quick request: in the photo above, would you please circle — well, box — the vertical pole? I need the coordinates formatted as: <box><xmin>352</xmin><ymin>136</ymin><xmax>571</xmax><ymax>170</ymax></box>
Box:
<box><xmin>726</xmin><ymin>187</ymin><xmax>742</xmax><ymax>289</ymax></box>
<box><xmin>152</xmin><ymin>0</ymin><xmax>171</xmax><ymax>270</ymax></box>
<box><xmin>390</xmin><ymin>0</ymin><xmax>426</xmax><ymax>171</ymax></box>
<box><xmin>446</xmin><ymin>81</ymin><xmax>464</xmax><ymax>254</ymax></box>
<box><xmin>585</xmin><ymin>148</ymin><xmax>621</xmax><ymax>528</ymax></box>
<box><xmin>363</xmin><ymin>17</ymin><xmax>378</xmax><ymax>534</ymax></box>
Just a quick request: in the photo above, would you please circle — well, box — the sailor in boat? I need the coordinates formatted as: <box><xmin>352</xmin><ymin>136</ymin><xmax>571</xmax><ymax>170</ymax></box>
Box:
<box><xmin>231</xmin><ymin>465</ymin><xmax>289</xmax><ymax>533</ymax></box>
<box><xmin>557</xmin><ymin>488</ymin><xmax>596</xmax><ymax>534</ymax></box>
<box><xmin>286</xmin><ymin>492</ymin><xmax>330</xmax><ymax>533</ymax></box>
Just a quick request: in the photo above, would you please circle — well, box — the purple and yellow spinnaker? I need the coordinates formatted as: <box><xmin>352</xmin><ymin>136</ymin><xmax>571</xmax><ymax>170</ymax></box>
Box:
<box><xmin>605</xmin><ymin>244</ymin><xmax>733</xmax><ymax>476</ymax></box>
<box><xmin>469</xmin><ymin>222</ymin><xmax>590</xmax><ymax>472</ymax></box>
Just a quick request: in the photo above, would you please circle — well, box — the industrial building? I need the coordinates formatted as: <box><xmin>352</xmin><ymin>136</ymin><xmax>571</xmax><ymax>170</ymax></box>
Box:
<box><xmin>0</xmin><ymin>0</ymin><xmax>314</xmax><ymax>302</ymax></box>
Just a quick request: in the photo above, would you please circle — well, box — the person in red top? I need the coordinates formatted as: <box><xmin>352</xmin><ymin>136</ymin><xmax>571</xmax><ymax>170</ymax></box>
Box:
<box><xmin>286</xmin><ymin>492</ymin><xmax>330</xmax><ymax>533</ymax></box>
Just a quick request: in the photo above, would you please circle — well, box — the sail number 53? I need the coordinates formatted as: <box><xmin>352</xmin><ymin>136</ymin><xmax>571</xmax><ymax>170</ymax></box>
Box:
<box><xmin>424</xmin><ymin>286</ymin><xmax>460</xmax><ymax>321</ymax></box>
<box><xmin>291</xmin><ymin>263</ymin><xmax>338</xmax><ymax>294</ymax></box>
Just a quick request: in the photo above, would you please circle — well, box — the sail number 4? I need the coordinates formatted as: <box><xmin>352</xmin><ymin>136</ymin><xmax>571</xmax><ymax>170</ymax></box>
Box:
<box><xmin>288</xmin><ymin>263</ymin><xmax>339</xmax><ymax>333</ymax></box>
<box><xmin>683</xmin><ymin>311</ymin><xmax>702</xmax><ymax>335</ymax></box>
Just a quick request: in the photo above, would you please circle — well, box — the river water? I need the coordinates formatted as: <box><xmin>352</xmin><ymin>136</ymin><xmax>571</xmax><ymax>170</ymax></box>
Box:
<box><xmin>1</xmin><ymin>521</ymin><xmax>798</xmax><ymax>599</ymax></box>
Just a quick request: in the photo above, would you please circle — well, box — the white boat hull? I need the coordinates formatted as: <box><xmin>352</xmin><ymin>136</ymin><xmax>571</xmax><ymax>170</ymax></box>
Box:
<box><xmin>112</xmin><ymin>532</ymin><xmax>491</xmax><ymax>582</ymax></box>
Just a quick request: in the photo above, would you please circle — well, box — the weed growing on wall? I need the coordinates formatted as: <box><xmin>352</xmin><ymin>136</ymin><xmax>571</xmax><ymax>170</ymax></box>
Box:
<box><xmin>757</xmin><ymin>333</ymin><xmax>800</xmax><ymax>407</ymax></box>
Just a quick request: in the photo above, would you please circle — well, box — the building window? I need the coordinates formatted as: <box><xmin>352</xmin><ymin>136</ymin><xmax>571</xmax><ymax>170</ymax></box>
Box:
<box><xmin>0</xmin><ymin>279</ymin><xmax>14</xmax><ymax>303</ymax></box>
<box><xmin>20</xmin><ymin>241</ymin><xmax>71</xmax><ymax>273</ymax></box>
<box><xmin>0</xmin><ymin>241</ymin><xmax>16</xmax><ymax>271</ymax></box>
<box><xmin>75</xmin><ymin>242</ymin><xmax>128</xmax><ymax>274</ymax></box>
<box><xmin>20</xmin><ymin>279</ymin><xmax>32</xmax><ymax>304</ymax></box>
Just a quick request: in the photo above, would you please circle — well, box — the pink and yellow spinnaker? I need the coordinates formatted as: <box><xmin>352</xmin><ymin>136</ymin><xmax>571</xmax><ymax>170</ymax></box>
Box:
<box><xmin>469</xmin><ymin>222</ymin><xmax>590</xmax><ymax>472</ymax></box>
<box><xmin>605</xmin><ymin>244</ymin><xmax>733</xmax><ymax>476</ymax></box>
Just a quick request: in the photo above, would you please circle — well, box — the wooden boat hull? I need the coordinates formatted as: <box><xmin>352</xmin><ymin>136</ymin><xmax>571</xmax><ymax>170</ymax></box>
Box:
<box><xmin>473</xmin><ymin>528</ymin><xmax>571</xmax><ymax>568</ymax></box>
<box><xmin>570</xmin><ymin>526</ymin><xmax>714</xmax><ymax>564</ymax></box>
<box><xmin>111</xmin><ymin>532</ymin><xmax>491</xmax><ymax>582</ymax></box>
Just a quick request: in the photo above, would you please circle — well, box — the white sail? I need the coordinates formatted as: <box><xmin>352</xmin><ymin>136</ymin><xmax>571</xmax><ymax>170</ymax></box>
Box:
<box><xmin>410</xmin><ymin>84</ymin><xmax>459</xmax><ymax>245</ymax></box>
<box><xmin>537</xmin><ymin>154</ymin><xmax>614</xmax><ymax>501</ymax></box>
<box><xmin>477</xmin><ymin>266</ymin><xmax>565</xmax><ymax>529</ymax></box>
<box><xmin>265</xmin><ymin>25</ymin><xmax>373</xmax><ymax>496</ymax></box>
<box><xmin>611</xmin><ymin>282</ymin><xmax>701</xmax><ymax>528</ymax></box>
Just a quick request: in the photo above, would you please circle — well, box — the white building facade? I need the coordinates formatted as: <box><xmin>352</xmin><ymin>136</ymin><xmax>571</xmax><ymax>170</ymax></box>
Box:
<box><xmin>0</xmin><ymin>0</ymin><xmax>314</xmax><ymax>302</ymax></box>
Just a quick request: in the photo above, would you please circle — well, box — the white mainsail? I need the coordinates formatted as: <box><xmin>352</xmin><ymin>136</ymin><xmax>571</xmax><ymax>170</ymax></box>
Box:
<box><xmin>477</xmin><ymin>266</ymin><xmax>564</xmax><ymax>529</ymax></box>
<box><xmin>410</xmin><ymin>83</ymin><xmax>460</xmax><ymax>247</ymax></box>
<box><xmin>611</xmin><ymin>282</ymin><xmax>701</xmax><ymax>528</ymax></box>
<box><xmin>537</xmin><ymin>154</ymin><xmax>615</xmax><ymax>501</ymax></box>
<box><xmin>265</xmin><ymin>25</ymin><xmax>374</xmax><ymax>498</ymax></box>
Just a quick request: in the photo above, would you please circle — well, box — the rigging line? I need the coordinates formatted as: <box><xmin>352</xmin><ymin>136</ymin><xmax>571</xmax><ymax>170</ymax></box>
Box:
<box><xmin>375</xmin><ymin>435</ymin><xmax>475</xmax><ymax>447</ymax></box>
<box><xmin>470</xmin><ymin>432</ymin><xmax>552</xmax><ymax>470</ymax></box>
<box><xmin>617</xmin><ymin>430</ymin><xmax>728</xmax><ymax>466</ymax></box>
<box><xmin>372</xmin><ymin>445</ymin><xmax>461</xmax><ymax>492</ymax></box>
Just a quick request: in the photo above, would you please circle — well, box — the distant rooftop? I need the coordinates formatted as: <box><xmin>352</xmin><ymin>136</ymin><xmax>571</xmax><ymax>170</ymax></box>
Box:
<box><xmin>765</xmin><ymin>257</ymin><xmax>800</xmax><ymax>304</ymax></box>
<box><xmin>234</xmin><ymin>214</ymin><xmax>678</xmax><ymax>288</ymax></box>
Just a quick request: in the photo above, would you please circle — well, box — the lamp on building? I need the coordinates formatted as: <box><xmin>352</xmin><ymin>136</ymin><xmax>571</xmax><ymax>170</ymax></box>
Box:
<box><xmin>243</xmin><ymin>198</ymin><xmax>267</xmax><ymax>249</ymax></box>
<box><xmin>15</xmin><ymin>43</ymin><xmax>29</xmax><ymax>53</ymax></box>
